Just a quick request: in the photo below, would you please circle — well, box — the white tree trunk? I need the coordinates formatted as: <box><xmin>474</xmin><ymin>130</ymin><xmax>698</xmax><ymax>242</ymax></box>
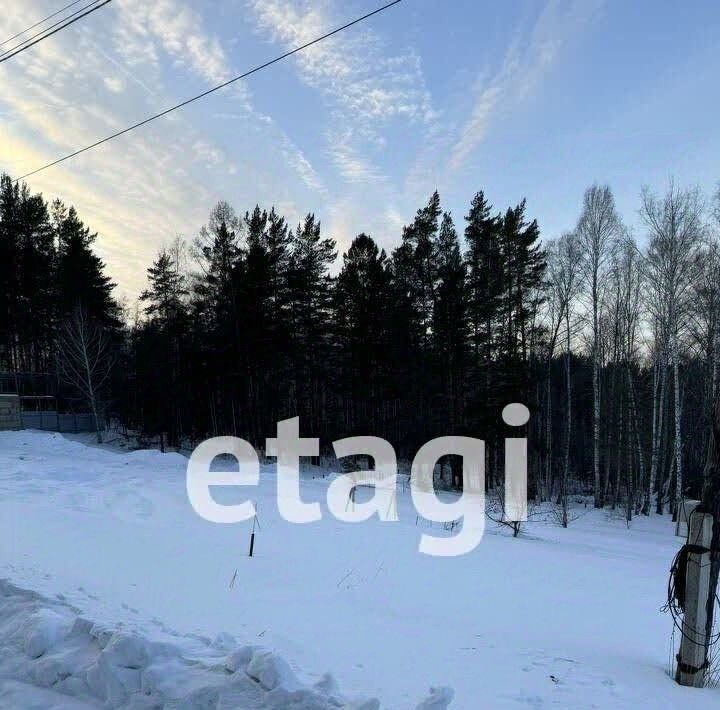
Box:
<box><xmin>545</xmin><ymin>370</ymin><xmax>552</xmax><ymax>501</ymax></box>
<box><xmin>646</xmin><ymin>359</ymin><xmax>659</xmax><ymax>513</ymax></box>
<box><xmin>672</xmin><ymin>333</ymin><xmax>683</xmax><ymax>511</ymax></box>
<box><xmin>592</xmin><ymin>274</ymin><xmax>602</xmax><ymax>507</ymax></box>
<box><xmin>562</xmin><ymin>312</ymin><xmax>572</xmax><ymax>527</ymax></box>
<box><xmin>627</xmin><ymin>366</ymin><xmax>645</xmax><ymax>514</ymax></box>
<box><xmin>592</xmin><ymin>333</ymin><xmax>601</xmax><ymax>506</ymax></box>
<box><xmin>712</xmin><ymin>318</ymin><xmax>719</xmax><ymax>404</ymax></box>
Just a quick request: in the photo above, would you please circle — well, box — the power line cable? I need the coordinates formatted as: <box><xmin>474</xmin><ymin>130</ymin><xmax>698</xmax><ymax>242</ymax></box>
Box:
<box><xmin>1</xmin><ymin>0</ymin><xmax>103</xmax><ymax>59</ymax></box>
<box><xmin>0</xmin><ymin>0</ymin><xmax>85</xmax><ymax>47</ymax></box>
<box><xmin>0</xmin><ymin>0</ymin><xmax>111</xmax><ymax>65</ymax></box>
<box><xmin>0</xmin><ymin>0</ymin><xmax>109</xmax><ymax>61</ymax></box>
<box><xmin>15</xmin><ymin>0</ymin><xmax>403</xmax><ymax>183</ymax></box>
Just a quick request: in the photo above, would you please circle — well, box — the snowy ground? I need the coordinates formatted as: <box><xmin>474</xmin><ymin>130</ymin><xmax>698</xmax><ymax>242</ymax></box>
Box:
<box><xmin>1</xmin><ymin>430</ymin><xmax>719</xmax><ymax>708</ymax></box>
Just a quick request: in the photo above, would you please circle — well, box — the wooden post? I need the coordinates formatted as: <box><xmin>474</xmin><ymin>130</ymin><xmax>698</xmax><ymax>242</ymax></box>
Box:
<box><xmin>248</xmin><ymin>513</ymin><xmax>259</xmax><ymax>557</ymax></box>
<box><xmin>676</xmin><ymin>511</ymin><xmax>715</xmax><ymax>686</ymax></box>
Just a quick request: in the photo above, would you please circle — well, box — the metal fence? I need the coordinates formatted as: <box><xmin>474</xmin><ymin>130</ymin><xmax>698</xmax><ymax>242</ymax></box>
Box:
<box><xmin>20</xmin><ymin>411</ymin><xmax>97</xmax><ymax>433</ymax></box>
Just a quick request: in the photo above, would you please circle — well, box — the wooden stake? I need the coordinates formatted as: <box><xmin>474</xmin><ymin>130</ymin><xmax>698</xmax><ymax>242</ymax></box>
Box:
<box><xmin>676</xmin><ymin>511</ymin><xmax>714</xmax><ymax>686</ymax></box>
<box><xmin>248</xmin><ymin>513</ymin><xmax>258</xmax><ymax>557</ymax></box>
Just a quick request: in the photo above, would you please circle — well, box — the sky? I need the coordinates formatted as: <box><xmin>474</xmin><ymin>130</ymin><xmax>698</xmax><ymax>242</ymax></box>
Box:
<box><xmin>1</xmin><ymin>0</ymin><xmax>719</xmax><ymax>303</ymax></box>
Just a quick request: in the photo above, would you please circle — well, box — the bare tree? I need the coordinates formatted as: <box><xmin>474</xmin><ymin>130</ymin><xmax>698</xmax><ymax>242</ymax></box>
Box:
<box><xmin>607</xmin><ymin>238</ymin><xmax>646</xmax><ymax>519</ymax></box>
<box><xmin>548</xmin><ymin>232</ymin><xmax>583</xmax><ymax>526</ymax></box>
<box><xmin>640</xmin><ymin>181</ymin><xmax>704</xmax><ymax>514</ymax></box>
<box><xmin>57</xmin><ymin>307</ymin><xmax>115</xmax><ymax>443</ymax></box>
<box><xmin>689</xmin><ymin>239</ymin><xmax>720</xmax><ymax>435</ymax></box>
<box><xmin>576</xmin><ymin>184</ymin><xmax>621</xmax><ymax>507</ymax></box>
<box><xmin>538</xmin><ymin>245</ymin><xmax>566</xmax><ymax>501</ymax></box>
<box><xmin>647</xmin><ymin>327</ymin><xmax>669</xmax><ymax>513</ymax></box>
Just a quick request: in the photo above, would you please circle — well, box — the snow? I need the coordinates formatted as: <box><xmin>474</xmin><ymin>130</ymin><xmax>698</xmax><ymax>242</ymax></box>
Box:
<box><xmin>1</xmin><ymin>429</ymin><xmax>719</xmax><ymax>708</ymax></box>
<box><xmin>0</xmin><ymin>580</ymin><xmax>382</xmax><ymax>708</ymax></box>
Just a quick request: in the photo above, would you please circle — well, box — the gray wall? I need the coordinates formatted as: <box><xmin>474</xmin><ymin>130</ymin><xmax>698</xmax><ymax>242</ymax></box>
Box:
<box><xmin>20</xmin><ymin>411</ymin><xmax>97</xmax><ymax>433</ymax></box>
<box><xmin>0</xmin><ymin>395</ymin><xmax>21</xmax><ymax>430</ymax></box>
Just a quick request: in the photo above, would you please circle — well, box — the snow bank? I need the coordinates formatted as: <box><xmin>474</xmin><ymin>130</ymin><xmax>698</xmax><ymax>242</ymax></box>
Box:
<box><xmin>0</xmin><ymin>580</ymin><xmax>399</xmax><ymax>709</ymax></box>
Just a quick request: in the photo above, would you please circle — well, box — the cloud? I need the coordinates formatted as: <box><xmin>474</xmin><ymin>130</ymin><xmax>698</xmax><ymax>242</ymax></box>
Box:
<box><xmin>103</xmin><ymin>77</ymin><xmax>125</xmax><ymax>93</ymax></box>
<box><xmin>192</xmin><ymin>139</ymin><xmax>224</xmax><ymax>167</ymax></box>
<box><xmin>247</xmin><ymin>0</ymin><xmax>436</xmax><ymax>183</ymax></box>
<box><xmin>447</xmin><ymin>0</ymin><xmax>602</xmax><ymax>172</ymax></box>
<box><xmin>326</xmin><ymin>127</ymin><xmax>385</xmax><ymax>184</ymax></box>
<box><xmin>450</xmin><ymin>86</ymin><xmax>504</xmax><ymax>172</ymax></box>
<box><xmin>0</xmin><ymin>0</ymin><xmax>328</xmax><ymax>301</ymax></box>
<box><xmin>244</xmin><ymin>0</ymin><xmax>441</xmax><ymax>265</ymax></box>
<box><xmin>0</xmin><ymin>0</ymin><xmax>602</xmax><ymax>304</ymax></box>
<box><xmin>114</xmin><ymin>0</ymin><xmax>237</xmax><ymax>89</ymax></box>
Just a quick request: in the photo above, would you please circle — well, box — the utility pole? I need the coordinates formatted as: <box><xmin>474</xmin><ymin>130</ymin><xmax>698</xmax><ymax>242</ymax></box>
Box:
<box><xmin>675</xmin><ymin>394</ymin><xmax>720</xmax><ymax>687</ymax></box>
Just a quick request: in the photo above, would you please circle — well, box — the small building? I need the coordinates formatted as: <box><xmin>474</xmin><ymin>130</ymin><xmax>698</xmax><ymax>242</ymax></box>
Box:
<box><xmin>0</xmin><ymin>394</ymin><xmax>22</xmax><ymax>431</ymax></box>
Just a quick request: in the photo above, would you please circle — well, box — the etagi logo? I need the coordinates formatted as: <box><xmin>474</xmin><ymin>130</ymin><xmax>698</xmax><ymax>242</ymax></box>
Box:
<box><xmin>186</xmin><ymin>403</ymin><xmax>529</xmax><ymax>557</ymax></box>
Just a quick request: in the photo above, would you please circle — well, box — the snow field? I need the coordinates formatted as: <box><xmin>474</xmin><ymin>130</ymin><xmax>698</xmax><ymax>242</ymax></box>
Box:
<box><xmin>1</xmin><ymin>430</ymin><xmax>719</xmax><ymax>708</ymax></box>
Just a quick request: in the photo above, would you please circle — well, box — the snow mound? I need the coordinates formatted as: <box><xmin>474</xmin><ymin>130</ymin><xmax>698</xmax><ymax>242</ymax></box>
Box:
<box><xmin>415</xmin><ymin>686</ymin><xmax>454</xmax><ymax>709</ymax></box>
<box><xmin>0</xmin><ymin>580</ymin><xmax>392</xmax><ymax>708</ymax></box>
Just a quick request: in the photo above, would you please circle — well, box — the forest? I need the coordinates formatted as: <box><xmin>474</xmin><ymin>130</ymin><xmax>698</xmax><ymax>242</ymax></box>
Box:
<box><xmin>1</xmin><ymin>172</ymin><xmax>718</xmax><ymax>521</ymax></box>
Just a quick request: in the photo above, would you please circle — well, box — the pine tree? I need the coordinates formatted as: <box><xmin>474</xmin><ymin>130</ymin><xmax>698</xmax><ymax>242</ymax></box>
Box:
<box><xmin>334</xmin><ymin>234</ymin><xmax>391</xmax><ymax>433</ymax></box>
<box><xmin>18</xmin><ymin>189</ymin><xmax>55</xmax><ymax>371</ymax></box>
<box><xmin>0</xmin><ymin>175</ymin><xmax>21</xmax><ymax>371</ymax></box>
<box><xmin>465</xmin><ymin>192</ymin><xmax>502</xmax><ymax>363</ymax></box>
<box><xmin>464</xmin><ymin>191</ymin><xmax>504</xmax><ymax>438</ymax></box>
<box><xmin>387</xmin><ymin>239</ymin><xmax>424</xmax><ymax>450</ymax></box>
<box><xmin>139</xmin><ymin>249</ymin><xmax>188</xmax><ymax>322</ymax></box>
<box><xmin>401</xmin><ymin>191</ymin><xmax>442</xmax><ymax>346</ymax></box>
<box><xmin>286</xmin><ymin>214</ymin><xmax>336</xmax><ymax>433</ymax></box>
<box><xmin>191</xmin><ymin>202</ymin><xmax>243</xmax><ymax>433</ymax></box>
<box><xmin>135</xmin><ymin>247</ymin><xmax>189</xmax><ymax>447</ymax></box>
<box><xmin>494</xmin><ymin>200</ymin><xmax>546</xmax><ymax>485</ymax></box>
<box><xmin>498</xmin><ymin>200</ymin><xmax>546</xmax><ymax>376</ymax></box>
<box><xmin>192</xmin><ymin>201</ymin><xmax>241</xmax><ymax>333</ymax></box>
<box><xmin>0</xmin><ymin>175</ymin><xmax>57</xmax><ymax>371</ymax></box>
<box><xmin>54</xmin><ymin>202</ymin><xmax>119</xmax><ymax>331</ymax></box>
<box><xmin>433</xmin><ymin>213</ymin><xmax>467</xmax><ymax>435</ymax></box>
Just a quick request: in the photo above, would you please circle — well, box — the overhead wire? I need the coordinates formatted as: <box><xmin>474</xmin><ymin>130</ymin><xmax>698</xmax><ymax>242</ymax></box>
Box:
<box><xmin>0</xmin><ymin>0</ymin><xmax>112</xmax><ymax>65</ymax></box>
<box><xmin>15</xmin><ymin>0</ymin><xmax>403</xmax><ymax>182</ymax></box>
<box><xmin>0</xmin><ymin>0</ymin><xmax>86</xmax><ymax>47</ymax></box>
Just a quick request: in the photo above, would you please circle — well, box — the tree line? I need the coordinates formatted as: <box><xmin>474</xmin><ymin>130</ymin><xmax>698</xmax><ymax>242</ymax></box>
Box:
<box><xmin>1</xmin><ymin>170</ymin><xmax>718</xmax><ymax>519</ymax></box>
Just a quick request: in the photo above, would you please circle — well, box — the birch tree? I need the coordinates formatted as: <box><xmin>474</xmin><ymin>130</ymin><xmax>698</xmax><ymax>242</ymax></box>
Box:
<box><xmin>640</xmin><ymin>182</ymin><xmax>703</xmax><ymax>513</ymax></box>
<box><xmin>646</xmin><ymin>322</ymin><xmax>669</xmax><ymax>514</ymax></box>
<box><xmin>689</xmin><ymin>240</ymin><xmax>720</xmax><ymax>432</ymax></box>
<box><xmin>576</xmin><ymin>185</ymin><xmax>621</xmax><ymax>507</ymax></box>
<box><xmin>57</xmin><ymin>306</ymin><xmax>115</xmax><ymax>443</ymax></box>
<box><xmin>548</xmin><ymin>232</ymin><xmax>583</xmax><ymax>525</ymax></box>
<box><xmin>608</xmin><ymin>238</ymin><xmax>645</xmax><ymax>518</ymax></box>
<box><xmin>540</xmin><ymin>249</ymin><xmax>566</xmax><ymax>501</ymax></box>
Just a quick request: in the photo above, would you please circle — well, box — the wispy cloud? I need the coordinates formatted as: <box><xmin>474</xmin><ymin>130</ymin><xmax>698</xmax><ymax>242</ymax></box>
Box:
<box><xmin>247</xmin><ymin>0</ymin><xmax>436</xmax><ymax>183</ymax></box>
<box><xmin>114</xmin><ymin>0</ymin><xmax>235</xmax><ymax>88</ymax></box>
<box><xmin>0</xmin><ymin>0</ymin><xmax>605</xmax><ymax>303</ymax></box>
<box><xmin>447</xmin><ymin>0</ymin><xmax>601</xmax><ymax>172</ymax></box>
<box><xmin>326</xmin><ymin>126</ymin><xmax>385</xmax><ymax>184</ymax></box>
<box><xmin>0</xmin><ymin>0</ymin><xmax>328</xmax><ymax>300</ymax></box>
<box><xmin>103</xmin><ymin>76</ymin><xmax>125</xmax><ymax>93</ymax></box>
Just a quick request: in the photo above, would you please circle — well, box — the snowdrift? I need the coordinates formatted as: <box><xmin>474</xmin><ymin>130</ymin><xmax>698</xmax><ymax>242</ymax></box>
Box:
<box><xmin>1</xmin><ymin>580</ymin><xmax>451</xmax><ymax>708</ymax></box>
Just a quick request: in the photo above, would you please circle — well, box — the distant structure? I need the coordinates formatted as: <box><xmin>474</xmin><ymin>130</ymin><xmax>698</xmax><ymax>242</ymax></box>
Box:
<box><xmin>0</xmin><ymin>371</ymin><xmax>55</xmax><ymax>397</ymax></box>
<box><xmin>0</xmin><ymin>394</ymin><xmax>21</xmax><ymax>430</ymax></box>
<box><xmin>0</xmin><ymin>372</ymin><xmax>96</xmax><ymax>433</ymax></box>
